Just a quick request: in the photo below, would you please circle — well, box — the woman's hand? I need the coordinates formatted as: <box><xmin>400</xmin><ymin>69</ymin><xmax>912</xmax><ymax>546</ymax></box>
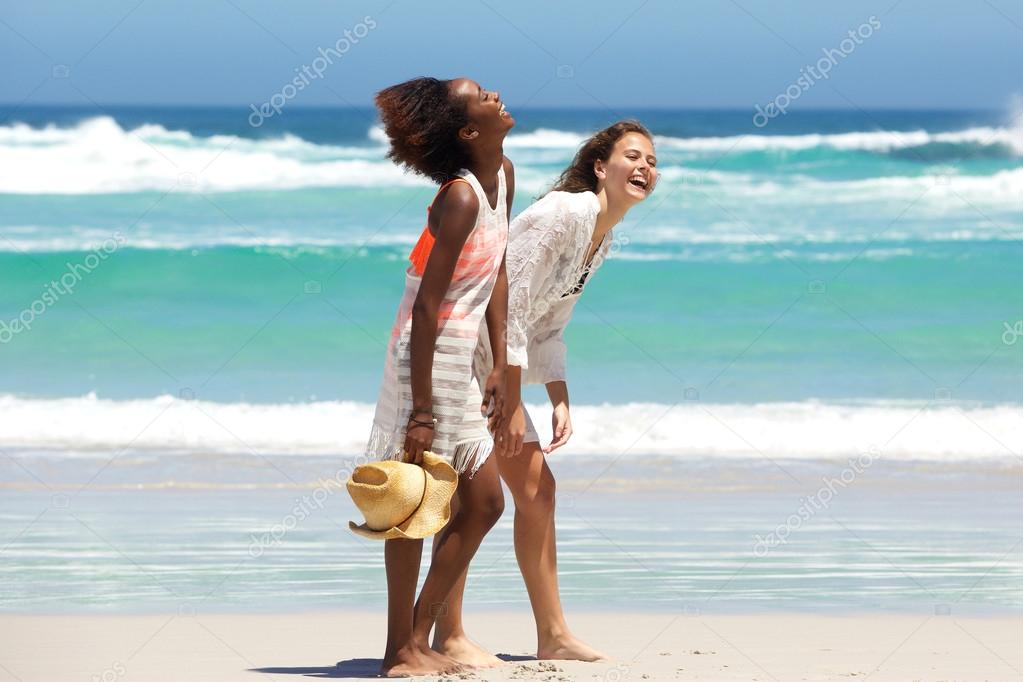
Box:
<box><xmin>403</xmin><ymin>412</ymin><xmax>435</xmax><ymax>464</ymax></box>
<box><xmin>496</xmin><ymin>402</ymin><xmax>526</xmax><ymax>458</ymax></box>
<box><xmin>482</xmin><ymin>367</ymin><xmax>506</xmax><ymax>434</ymax></box>
<box><xmin>544</xmin><ymin>403</ymin><xmax>572</xmax><ymax>454</ymax></box>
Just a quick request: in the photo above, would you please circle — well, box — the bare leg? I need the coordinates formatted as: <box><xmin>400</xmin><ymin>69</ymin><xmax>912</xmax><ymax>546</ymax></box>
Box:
<box><xmin>410</xmin><ymin>455</ymin><xmax>505</xmax><ymax>663</ymax></box>
<box><xmin>431</xmin><ymin>491</ymin><xmax>503</xmax><ymax>667</ymax></box>
<box><xmin>380</xmin><ymin>539</ymin><xmax>463</xmax><ymax>677</ymax></box>
<box><xmin>498</xmin><ymin>441</ymin><xmax>606</xmax><ymax>661</ymax></box>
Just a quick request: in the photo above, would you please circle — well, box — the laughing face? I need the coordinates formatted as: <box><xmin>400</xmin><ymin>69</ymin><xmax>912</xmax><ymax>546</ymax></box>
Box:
<box><xmin>449</xmin><ymin>77</ymin><xmax>515</xmax><ymax>142</ymax></box>
<box><xmin>595</xmin><ymin>132</ymin><xmax>657</xmax><ymax>206</ymax></box>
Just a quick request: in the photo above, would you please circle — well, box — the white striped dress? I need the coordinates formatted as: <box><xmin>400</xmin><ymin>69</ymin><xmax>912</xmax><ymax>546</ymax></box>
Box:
<box><xmin>366</xmin><ymin>166</ymin><xmax>507</xmax><ymax>477</ymax></box>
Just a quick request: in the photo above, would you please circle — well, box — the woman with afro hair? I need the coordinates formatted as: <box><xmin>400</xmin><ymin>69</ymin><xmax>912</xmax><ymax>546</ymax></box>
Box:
<box><xmin>366</xmin><ymin>76</ymin><xmax>515</xmax><ymax>676</ymax></box>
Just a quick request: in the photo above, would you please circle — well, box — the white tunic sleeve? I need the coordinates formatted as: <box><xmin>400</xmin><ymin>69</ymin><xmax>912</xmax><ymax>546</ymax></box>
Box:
<box><xmin>502</xmin><ymin>191</ymin><xmax>602</xmax><ymax>387</ymax></box>
<box><xmin>526</xmin><ymin>301</ymin><xmax>573</xmax><ymax>383</ymax></box>
<box><xmin>504</xmin><ymin>193</ymin><xmax>577</xmax><ymax>370</ymax></box>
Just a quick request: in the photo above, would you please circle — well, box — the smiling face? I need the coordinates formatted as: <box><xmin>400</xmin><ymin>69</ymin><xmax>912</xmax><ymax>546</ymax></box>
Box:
<box><xmin>594</xmin><ymin>132</ymin><xmax>658</xmax><ymax>208</ymax></box>
<box><xmin>448</xmin><ymin>77</ymin><xmax>515</xmax><ymax>144</ymax></box>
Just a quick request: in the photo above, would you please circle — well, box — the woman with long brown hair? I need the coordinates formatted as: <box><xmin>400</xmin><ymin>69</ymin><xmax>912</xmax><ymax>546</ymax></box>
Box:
<box><xmin>432</xmin><ymin>121</ymin><xmax>658</xmax><ymax>664</ymax></box>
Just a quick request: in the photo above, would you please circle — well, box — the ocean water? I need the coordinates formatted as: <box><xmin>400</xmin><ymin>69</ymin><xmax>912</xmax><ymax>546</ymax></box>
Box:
<box><xmin>2</xmin><ymin>455</ymin><xmax>1021</xmax><ymax>613</ymax></box>
<box><xmin>1</xmin><ymin>105</ymin><xmax>1022</xmax><ymax>612</ymax></box>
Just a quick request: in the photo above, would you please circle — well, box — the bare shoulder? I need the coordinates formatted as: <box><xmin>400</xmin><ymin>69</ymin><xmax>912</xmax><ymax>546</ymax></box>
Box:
<box><xmin>430</xmin><ymin>179</ymin><xmax>479</xmax><ymax>243</ymax></box>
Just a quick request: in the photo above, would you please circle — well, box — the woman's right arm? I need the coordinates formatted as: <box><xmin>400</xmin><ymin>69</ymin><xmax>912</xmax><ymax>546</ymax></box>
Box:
<box><xmin>405</xmin><ymin>183</ymin><xmax>479</xmax><ymax>464</ymax></box>
<box><xmin>496</xmin><ymin>194</ymin><xmax>574</xmax><ymax>457</ymax></box>
<box><xmin>500</xmin><ymin>192</ymin><xmax>599</xmax><ymax>457</ymax></box>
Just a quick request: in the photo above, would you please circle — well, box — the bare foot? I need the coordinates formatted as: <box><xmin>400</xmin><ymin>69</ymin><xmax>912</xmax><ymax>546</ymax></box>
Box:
<box><xmin>537</xmin><ymin>634</ymin><xmax>607</xmax><ymax>662</ymax></box>
<box><xmin>432</xmin><ymin>633</ymin><xmax>504</xmax><ymax>668</ymax></box>
<box><xmin>381</xmin><ymin>643</ymin><xmax>464</xmax><ymax>677</ymax></box>
<box><xmin>422</xmin><ymin>645</ymin><xmax>467</xmax><ymax>670</ymax></box>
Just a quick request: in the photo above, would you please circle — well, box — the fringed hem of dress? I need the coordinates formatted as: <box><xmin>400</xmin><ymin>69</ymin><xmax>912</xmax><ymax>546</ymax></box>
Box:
<box><xmin>450</xmin><ymin>436</ymin><xmax>493</xmax><ymax>479</ymax></box>
<box><xmin>365</xmin><ymin>422</ymin><xmax>403</xmax><ymax>462</ymax></box>
<box><xmin>367</xmin><ymin>422</ymin><xmax>493</xmax><ymax>478</ymax></box>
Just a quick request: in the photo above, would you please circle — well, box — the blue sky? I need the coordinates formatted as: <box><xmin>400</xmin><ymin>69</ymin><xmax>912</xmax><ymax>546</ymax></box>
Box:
<box><xmin>2</xmin><ymin>0</ymin><xmax>1022</xmax><ymax>109</ymax></box>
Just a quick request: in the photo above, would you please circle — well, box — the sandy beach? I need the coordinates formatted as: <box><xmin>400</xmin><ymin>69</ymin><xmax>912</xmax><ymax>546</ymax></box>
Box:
<box><xmin>2</xmin><ymin>610</ymin><xmax>1021</xmax><ymax>681</ymax></box>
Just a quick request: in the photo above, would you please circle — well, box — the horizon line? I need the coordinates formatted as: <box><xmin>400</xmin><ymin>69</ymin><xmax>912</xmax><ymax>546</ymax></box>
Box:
<box><xmin>0</xmin><ymin>102</ymin><xmax>1005</xmax><ymax>114</ymax></box>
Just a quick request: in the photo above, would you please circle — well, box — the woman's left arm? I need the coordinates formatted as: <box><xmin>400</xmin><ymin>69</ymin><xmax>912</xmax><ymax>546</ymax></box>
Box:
<box><xmin>544</xmin><ymin>379</ymin><xmax>572</xmax><ymax>453</ymax></box>
<box><xmin>482</xmin><ymin>156</ymin><xmax>516</xmax><ymax>432</ymax></box>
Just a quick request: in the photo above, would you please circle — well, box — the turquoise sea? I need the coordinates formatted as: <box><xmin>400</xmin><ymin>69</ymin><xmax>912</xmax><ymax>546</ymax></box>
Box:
<box><xmin>1</xmin><ymin>106</ymin><xmax>1021</xmax><ymax>613</ymax></box>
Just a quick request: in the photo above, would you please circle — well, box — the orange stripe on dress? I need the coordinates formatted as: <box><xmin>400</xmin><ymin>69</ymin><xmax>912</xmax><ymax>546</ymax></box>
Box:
<box><xmin>408</xmin><ymin>177</ymin><xmax>472</xmax><ymax>276</ymax></box>
<box><xmin>408</xmin><ymin>227</ymin><xmax>435</xmax><ymax>276</ymax></box>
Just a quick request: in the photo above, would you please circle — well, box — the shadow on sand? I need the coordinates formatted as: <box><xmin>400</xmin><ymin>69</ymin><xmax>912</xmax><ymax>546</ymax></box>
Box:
<box><xmin>251</xmin><ymin>658</ymin><xmax>380</xmax><ymax>678</ymax></box>
<box><xmin>251</xmin><ymin>653</ymin><xmax>536</xmax><ymax>678</ymax></box>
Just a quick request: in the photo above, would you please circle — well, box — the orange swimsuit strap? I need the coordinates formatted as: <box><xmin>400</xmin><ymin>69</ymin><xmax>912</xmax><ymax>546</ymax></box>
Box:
<box><xmin>408</xmin><ymin>177</ymin><xmax>472</xmax><ymax>276</ymax></box>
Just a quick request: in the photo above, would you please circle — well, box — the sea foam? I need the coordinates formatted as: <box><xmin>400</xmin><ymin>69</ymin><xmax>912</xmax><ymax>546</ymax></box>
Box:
<box><xmin>1</xmin><ymin>392</ymin><xmax>1019</xmax><ymax>461</ymax></box>
<box><xmin>2</xmin><ymin>116</ymin><xmax>1021</xmax><ymax>194</ymax></box>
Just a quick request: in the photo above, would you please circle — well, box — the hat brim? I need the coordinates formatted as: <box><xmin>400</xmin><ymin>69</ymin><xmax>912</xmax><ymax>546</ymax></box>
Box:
<box><xmin>349</xmin><ymin>452</ymin><xmax>458</xmax><ymax>540</ymax></box>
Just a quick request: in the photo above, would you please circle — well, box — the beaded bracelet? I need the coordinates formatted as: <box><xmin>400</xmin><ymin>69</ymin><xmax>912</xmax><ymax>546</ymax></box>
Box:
<box><xmin>407</xmin><ymin>414</ymin><xmax>437</xmax><ymax>429</ymax></box>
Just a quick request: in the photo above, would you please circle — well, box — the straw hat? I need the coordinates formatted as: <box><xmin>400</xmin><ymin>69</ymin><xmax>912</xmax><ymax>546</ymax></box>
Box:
<box><xmin>347</xmin><ymin>452</ymin><xmax>457</xmax><ymax>540</ymax></box>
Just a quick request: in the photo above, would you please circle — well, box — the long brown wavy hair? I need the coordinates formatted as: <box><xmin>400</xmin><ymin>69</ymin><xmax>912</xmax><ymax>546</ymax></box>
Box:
<box><xmin>546</xmin><ymin>120</ymin><xmax>653</xmax><ymax>195</ymax></box>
